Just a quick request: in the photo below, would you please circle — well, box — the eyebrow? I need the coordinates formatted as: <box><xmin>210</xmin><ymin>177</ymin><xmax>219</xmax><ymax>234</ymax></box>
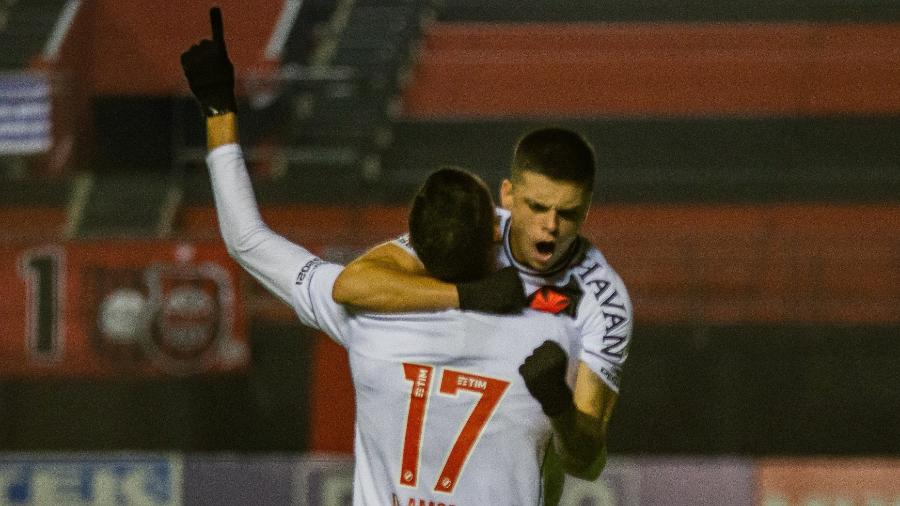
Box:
<box><xmin>524</xmin><ymin>197</ymin><xmax>580</xmax><ymax>215</ymax></box>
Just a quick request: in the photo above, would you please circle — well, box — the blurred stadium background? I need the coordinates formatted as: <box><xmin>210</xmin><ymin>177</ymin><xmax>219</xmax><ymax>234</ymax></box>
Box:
<box><xmin>1</xmin><ymin>0</ymin><xmax>899</xmax><ymax>504</ymax></box>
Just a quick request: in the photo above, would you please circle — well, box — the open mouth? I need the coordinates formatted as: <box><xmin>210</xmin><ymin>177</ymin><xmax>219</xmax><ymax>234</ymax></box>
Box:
<box><xmin>535</xmin><ymin>240</ymin><xmax>556</xmax><ymax>257</ymax></box>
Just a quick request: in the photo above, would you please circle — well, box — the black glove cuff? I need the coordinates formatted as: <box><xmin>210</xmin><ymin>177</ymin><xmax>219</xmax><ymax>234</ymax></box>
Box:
<box><xmin>197</xmin><ymin>89</ymin><xmax>237</xmax><ymax>117</ymax></box>
<box><xmin>456</xmin><ymin>282</ymin><xmax>481</xmax><ymax>311</ymax></box>
<box><xmin>455</xmin><ymin>266</ymin><xmax>525</xmax><ymax>314</ymax></box>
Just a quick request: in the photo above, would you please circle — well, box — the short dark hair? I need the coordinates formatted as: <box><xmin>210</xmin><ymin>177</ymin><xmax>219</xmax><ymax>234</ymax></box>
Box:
<box><xmin>409</xmin><ymin>167</ymin><xmax>495</xmax><ymax>283</ymax></box>
<box><xmin>511</xmin><ymin>127</ymin><xmax>596</xmax><ymax>188</ymax></box>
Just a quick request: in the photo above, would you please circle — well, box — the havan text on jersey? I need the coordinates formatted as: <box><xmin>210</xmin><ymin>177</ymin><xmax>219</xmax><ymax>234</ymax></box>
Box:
<box><xmin>574</xmin><ymin>259</ymin><xmax>629</xmax><ymax>361</ymax></box>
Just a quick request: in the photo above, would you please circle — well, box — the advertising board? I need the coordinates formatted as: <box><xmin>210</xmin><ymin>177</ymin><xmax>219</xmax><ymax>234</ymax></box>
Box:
<box><xmin>1</xmin><ymin>241</ymin><xmax>247</xmax><ymax>376</ymax></box>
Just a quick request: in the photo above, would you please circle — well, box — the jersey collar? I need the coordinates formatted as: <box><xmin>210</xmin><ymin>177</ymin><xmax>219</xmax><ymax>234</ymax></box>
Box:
<box><xmin>501</xmin><ymin>216</ymin><xmax>587</xmax><ymax>279</ymax></box>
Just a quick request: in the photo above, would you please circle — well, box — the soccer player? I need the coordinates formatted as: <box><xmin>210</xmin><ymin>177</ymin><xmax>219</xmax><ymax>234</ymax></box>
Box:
<box><xmin>330</xmin><ymin>111</ymin><xmax>633</xmax><ymax>484</ymax></box>
<box><xmin>181</xmin><ymin>9</ymin><xmax>601</xmax><ymax>504</ymax></box>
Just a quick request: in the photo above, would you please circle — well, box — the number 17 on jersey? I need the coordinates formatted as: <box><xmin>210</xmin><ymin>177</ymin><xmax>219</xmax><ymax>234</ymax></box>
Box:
<box><xmin>399</xmin><ymin>363</ymin><xmax>510</xmax><ymax>494</ymax></box>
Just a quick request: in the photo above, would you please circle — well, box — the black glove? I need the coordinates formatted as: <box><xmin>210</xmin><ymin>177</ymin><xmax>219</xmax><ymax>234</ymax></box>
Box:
<box><xmin>456</xmin><ymin>266</ymin><xmax>527</xmax><ymax>314</ymax></box>
<box><xmin>180</xmin><ymin>7</ymin><xmax>237</xmax><ymax>116</ymax></box>
<box><xmin>519</xmin><ymin>340</ymin><xmax>575</xmax><ymax>418</ymax></box>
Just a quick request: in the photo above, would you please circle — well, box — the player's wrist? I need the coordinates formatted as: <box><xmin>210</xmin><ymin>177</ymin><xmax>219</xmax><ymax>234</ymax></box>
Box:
<box><xmin>455</xmin><ymin>282</ymin><xmax>480</xmax><ymax>310</ymax></box>
<box><xmin>455</xmin><ymin>266</ymin><xmax>525</xmax><ymax>314</ymax></box>
<box><xmin>207</xmin><ymin>112</ymin><xmax>239</xmax><ymax>148</ymax></box>
<box><xmin>199</xmin><ymin>89</ymin><xmax>237</xmax><ymax>117</ymax></box>
<box><xmin>537</xmin><ymin>381</ymin><xmax>575</xmax><ymax>418</ymax></box>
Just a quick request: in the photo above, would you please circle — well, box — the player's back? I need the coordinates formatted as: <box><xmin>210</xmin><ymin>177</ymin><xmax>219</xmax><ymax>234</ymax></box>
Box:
<box><xmin>345</xmin><ymin>309</ymin><xmax>578</xmax><ymax>506</ymax></box>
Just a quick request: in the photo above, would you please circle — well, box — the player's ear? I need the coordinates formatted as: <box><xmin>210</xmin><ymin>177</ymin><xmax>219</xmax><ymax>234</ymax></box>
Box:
<box><xmin>493</xmin><ymin>214</ymin><xmax>502</xmax><ymax>242</ymax></box>
<box><xmin>500</xmin><ymin>179</ymin><xmax>514</xmax><ymax>209</ymax></box>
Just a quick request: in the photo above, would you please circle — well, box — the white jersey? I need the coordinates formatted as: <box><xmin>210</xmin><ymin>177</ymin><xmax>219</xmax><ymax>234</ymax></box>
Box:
<box><xmin>204</xmin><ymin>145</ymin><xmax>579</xmax><ymax>505</ymax></box>
<box><xmin>292</xmin><ymin>260</ymin><xmax>578</xmax><ymax>505</ymax></box>
<box><xmin>396</xmin><ymin>208</ymin><xmax>633</xmax><ymax>393</ymax></box>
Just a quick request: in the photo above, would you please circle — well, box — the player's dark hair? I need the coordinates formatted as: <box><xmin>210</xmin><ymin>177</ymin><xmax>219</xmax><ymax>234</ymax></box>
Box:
<box><xmin>511</xmin><ymin>127</ymin><xmax>596</xmax><ymax>189</ymax></box>
<box><xmin>409</xmin><ymin>167</ymin><xmax>495</xmax><ymax>283</ymax></box>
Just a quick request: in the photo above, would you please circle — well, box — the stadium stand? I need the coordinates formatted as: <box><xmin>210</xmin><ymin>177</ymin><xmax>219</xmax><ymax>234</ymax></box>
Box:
<box><xmin>273</xmin><ymin>0</ymin><xmax>437</xmax><ymax>196</ymax></box>
<box><xmin>0</xmin><ymin>0</ymin><xmax>71</xmax><ymax>179</ymax></box>
<box><xmin>381</xmin><ymin>117</ymin><xmax>900</xmax><ymax>202</ymax></box>
<box><xmin>380</xmin><ymin>21</ymin><xmax>900</xmax><ymax>202</ymax></box>
<box><xmin>170</xmin><ymin>0</ymin><xmax>440</xmax><ymax>205</ymax></box>
<box><xmin>0</xmin><ymin>0</ymin><xmax>73</xmax><ymax>238</ymax></box>
<box><xmin>436</xmin><ymin>0</ymin><xmax>900</xmax><ymax>22</ymax></box>
<box><xmin>401</xmin><ymin>23</ymin><xmax>900</xmax><ymax>117</ymax></box>
<box><xmin>0</xmin><ymin>0</ymin><xmax>68</xmax><ymax>69</ymax></box>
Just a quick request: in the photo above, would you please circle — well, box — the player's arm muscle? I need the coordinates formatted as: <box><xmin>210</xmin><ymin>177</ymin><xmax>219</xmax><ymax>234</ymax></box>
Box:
<box><xmin>331</xmin><ymin>242</ymin><xmax>459</xmax><ymax>312</ymax></box>
<box><xmin>550</xmin><ymin>361</ymin><xmax>617</xmax><ymax>480</ymax></box>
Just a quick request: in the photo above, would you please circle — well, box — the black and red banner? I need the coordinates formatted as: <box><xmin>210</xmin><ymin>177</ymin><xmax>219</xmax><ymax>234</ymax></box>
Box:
<box><xmin>1</xmin><ymin>241</ymin><xmax>247</xmax><ymax>376</ymax></box>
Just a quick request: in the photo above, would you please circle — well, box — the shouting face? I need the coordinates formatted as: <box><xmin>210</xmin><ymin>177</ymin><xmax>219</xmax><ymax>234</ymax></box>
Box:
<box><xmin>500</xmin><ymin>171</ymin><xmax>591</xmax><ymax>272</ymax></box>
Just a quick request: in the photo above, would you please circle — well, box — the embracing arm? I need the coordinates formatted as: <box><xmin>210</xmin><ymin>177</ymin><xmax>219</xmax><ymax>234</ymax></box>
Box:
<box><xmin>333</xmin><ymin>241</ymin><xmax>526</xmax><ymax>314</ymax></box>
<box><xmin>332</xmin><ymin>242</ymin><xmax>459</xmax><ymax>311</ymax></box>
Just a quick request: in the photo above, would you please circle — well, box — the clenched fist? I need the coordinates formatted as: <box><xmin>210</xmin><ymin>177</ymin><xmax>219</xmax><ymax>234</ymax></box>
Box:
<box><xmin>518</xmin><ymin>340</ymin><xmax>574</xmax><ymax>418</ymax></box>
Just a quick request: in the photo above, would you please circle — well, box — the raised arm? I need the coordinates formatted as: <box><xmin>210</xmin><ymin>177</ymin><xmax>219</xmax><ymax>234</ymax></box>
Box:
<box><xmin>333</xmin><ymin>241</ymin><xmax>527</xmax><ymax>314</ymax></box>
<box><xmin>184</xmin><ymin>9</ymin><xmax>523</xmax><ymax>316</ymax></box>
<box><xmin>181</xmin><ymin>9</ymin><xmax>320</xmax><ymax>307</ymax></box>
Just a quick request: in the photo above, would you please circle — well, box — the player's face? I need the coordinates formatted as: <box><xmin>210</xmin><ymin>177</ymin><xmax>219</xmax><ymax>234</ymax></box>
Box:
<box><xmin>500</xmin><ymin>171</ymin><xmax>590</xmax><ymax>271</ymax></box>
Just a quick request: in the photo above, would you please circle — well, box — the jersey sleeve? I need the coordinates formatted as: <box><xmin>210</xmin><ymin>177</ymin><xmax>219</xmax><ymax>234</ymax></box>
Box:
<box><xmin>391</xmin><ymin>233</ymin><xmax>417</xmax><ymax>258</ymax></box>
<box><xmin>290</xmin><ymin>259</ymin><xmax>352</xmax><ymax>347</ymax></box>
<box><xmin>206</xmin><ymin>143</ymin><xmax>316</xmax><ymax>305</ymax></box>
<box><xmin>576</xmin><ymin>270</ymin><xmax>633</xmax><ymax>394</ymax></box>
<box><xmin>207</xmin><ymin>143</ymin><xmax>351</xmax><ymax>346</ymax></box>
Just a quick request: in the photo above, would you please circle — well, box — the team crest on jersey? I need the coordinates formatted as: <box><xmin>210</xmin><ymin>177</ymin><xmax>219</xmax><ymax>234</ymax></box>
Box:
<box><xmin>527</xmin><ymin>278</ymin><xmax>582</xmax><ymax>317</ymax></box>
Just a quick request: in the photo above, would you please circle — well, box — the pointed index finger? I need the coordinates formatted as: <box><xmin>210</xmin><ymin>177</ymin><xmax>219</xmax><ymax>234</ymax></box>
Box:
<box><xmin>210</xmin><ymin>7</ymin><xmax>224</xmax><ymax>43</ymax></box>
